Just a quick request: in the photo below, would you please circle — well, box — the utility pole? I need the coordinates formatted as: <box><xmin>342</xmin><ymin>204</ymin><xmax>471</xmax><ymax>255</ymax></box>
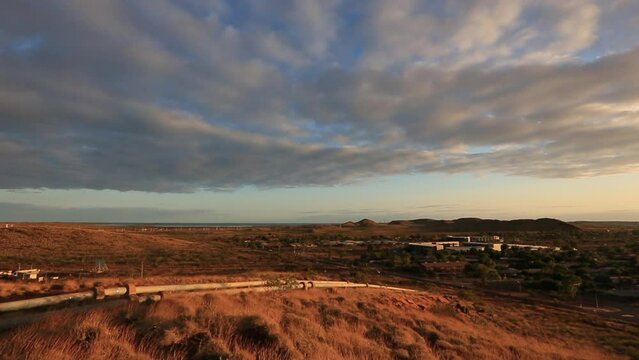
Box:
<box><xmin>94</xmin><ymin>259</ymin><xmax>108</xmax><ymax>273</ymax></box>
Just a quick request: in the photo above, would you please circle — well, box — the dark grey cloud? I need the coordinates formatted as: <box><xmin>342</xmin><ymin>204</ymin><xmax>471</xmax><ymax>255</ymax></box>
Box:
<box><xmin>0</xmin><ymin>0</ymin><xmax>638</xmax><ymax>192</ymax></box>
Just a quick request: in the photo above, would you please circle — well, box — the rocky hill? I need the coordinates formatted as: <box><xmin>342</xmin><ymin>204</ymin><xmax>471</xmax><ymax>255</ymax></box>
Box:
<box><xmin>356</xmin><ymin>218</ymin><xmax>378</xmax><ymax>227</ymax></box>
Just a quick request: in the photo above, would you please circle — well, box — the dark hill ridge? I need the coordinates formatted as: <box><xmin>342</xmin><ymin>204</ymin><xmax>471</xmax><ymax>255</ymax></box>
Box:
<box><xmin>340</xmin><ymin>219</ymin><xmax>378</xmax><ymax>227</ymax></box>
<box><xmin>388</xmin><ymin>218</ymin><xmax>578</xmax><ymax>232</ymax></box>
<box><xmin>356</xmin><ymin>218</ymin><xmax>378</xmax><ymax>226</ymax></box>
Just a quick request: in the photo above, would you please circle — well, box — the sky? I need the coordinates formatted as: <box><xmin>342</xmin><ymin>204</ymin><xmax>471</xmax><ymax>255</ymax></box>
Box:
<box><xmin>1</xmin><ymin>0</ymin><xmax>639</xmax><ymax>223</ymax></box>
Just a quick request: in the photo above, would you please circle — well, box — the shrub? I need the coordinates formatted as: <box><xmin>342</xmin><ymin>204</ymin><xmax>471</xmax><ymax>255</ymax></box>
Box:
<box><xmin>233</xmin><ymin>316</ymin><xmax>279</xmax><ymax>348</ymax></box>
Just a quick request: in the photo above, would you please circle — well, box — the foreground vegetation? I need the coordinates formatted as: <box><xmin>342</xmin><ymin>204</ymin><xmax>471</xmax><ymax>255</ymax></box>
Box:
<box><xmin>0</xmin><ymin>288</ymin><xmax>624</xmax><ymax>360</ymax></box>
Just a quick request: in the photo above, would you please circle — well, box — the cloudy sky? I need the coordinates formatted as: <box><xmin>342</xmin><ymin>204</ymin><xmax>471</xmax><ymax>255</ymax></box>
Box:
<box><xmin>1</xmin><ymin>0</ymin><xmax>639</xmax><ymax>222</ymax></box>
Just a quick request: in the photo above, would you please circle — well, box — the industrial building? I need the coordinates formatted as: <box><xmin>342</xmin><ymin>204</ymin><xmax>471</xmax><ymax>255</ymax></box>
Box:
<box><xmin>409</xmin><ymin>240</ymin><xmax>502</xmax><ymax>251</ymax></box>
<box><xmin>448</xmin><ymin>246</ymin><xmax>495</xmax><ymax>252</ymax></box>
<box><xmin>468</xmin><ymin>242</ymin><xmax>502</xmax><ymax>251</ymax></box>
<box><xmin>408</xmin><ymin>241</ymin><xmax>460</xmax><ymax>252</ymax></box>
<box><xmin>470</xmin><ymin>235</ymin><xmax>502</xmax><ymax>242</ymax></box>
<box><xmin>446</xmin><ymin>235</ymin><xmax>471</xmax><ymax>242</ymax></box>
<box><xmin>409</xmin><ymin>234</ymin><xmax>560</xmax><ymax>254</ymax></box>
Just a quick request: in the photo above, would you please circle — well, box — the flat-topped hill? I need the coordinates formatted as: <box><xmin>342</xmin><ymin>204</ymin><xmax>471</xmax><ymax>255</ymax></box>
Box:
<box><xmin>388</xmin><ymin>217</ymin><xmax>578</xmax><ymax>232</ymax></box>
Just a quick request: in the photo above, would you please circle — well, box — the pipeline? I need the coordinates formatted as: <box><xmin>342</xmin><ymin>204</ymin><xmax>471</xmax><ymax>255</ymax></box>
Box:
<box><xmin>133</xmin><ymin>280</ymin><xmax>269</xmax><ymax>295</ymax></box>
<box><xmin>0</xmin><ymin>290</ymin><xmax>95</xmax><ymax>313</ymax></box>
<box><xmin>0</xmin><ymin>279</ymin><xmax>417</xmax><ymax>314</ymax></box>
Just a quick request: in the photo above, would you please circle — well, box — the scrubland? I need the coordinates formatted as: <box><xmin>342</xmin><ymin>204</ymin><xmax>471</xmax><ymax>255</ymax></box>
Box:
<box><xmin>0</xmin><ymin>288</ymin><xmax>624</xmax><ymax>360</ymax></box>
<box><xmin>2</xmin><ymin>223</ymin><xmax>639</xmax><ymax>359</ymax></box>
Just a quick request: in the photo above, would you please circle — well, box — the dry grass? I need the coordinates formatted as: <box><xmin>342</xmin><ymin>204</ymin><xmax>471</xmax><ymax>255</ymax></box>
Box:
<box><xmin>0</xmin><ymin>288</ymin><xmax>620</xmax><ymax>360</ymax></box>
<box><xmin>0</xmin><ymin>224</ymin><xmax>195</xmax><ymax>256</ymax></box>
<box><xmin>0</xmin><ymin>224</ymin><xmax>278</xmax><ymax>276</ymax></box>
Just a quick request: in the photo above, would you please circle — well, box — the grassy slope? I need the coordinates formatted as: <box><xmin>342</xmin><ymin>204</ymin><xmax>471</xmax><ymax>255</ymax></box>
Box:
<box><xmin>0</xmin><ymin>288</ymin><xmax>626</xmax><ymax>360</ymax></box>
<box><xmin>0</xmin><ymin>224</ymin><xmax>247</xmax><ymax>275</ymax></box>
<box><xmin>0</xmin><ymin>224</ymin><xmax>196</xmax><ymax>262</ymax></box>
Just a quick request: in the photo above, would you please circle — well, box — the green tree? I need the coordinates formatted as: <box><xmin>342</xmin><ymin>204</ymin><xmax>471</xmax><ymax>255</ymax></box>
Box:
<box><xmin>478</xmin><ymin>264</ymin><xmax>501</xmax><ymax>284</ymax></box>
<box><xmin>464</xmin><ymin>262</ymin><xmax>500</xmax><ymax>284</ymax></box>
<box><xmin>561</xmin><ymin>274</ymin><xmax>582</xmax><ymax>298</ymax></box>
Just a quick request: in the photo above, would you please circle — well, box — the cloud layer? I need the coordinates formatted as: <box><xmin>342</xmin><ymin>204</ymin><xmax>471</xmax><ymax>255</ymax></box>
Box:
<box><xmin>1</xmin><ymin>0</ymin><xmax>639</xmax><ymax>192</ymax></box>
<box><xmin>0</xmin><ymin>202</ymin><xmax>218</xmax><ymax>223</ymax></box>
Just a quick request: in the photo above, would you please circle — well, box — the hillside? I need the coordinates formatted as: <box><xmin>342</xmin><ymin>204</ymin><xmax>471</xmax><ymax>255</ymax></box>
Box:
<box><xmin>0</xmin><ymin>288</ymin><xmax>623</xmax><ymax>360</ymax></box>
<box><xmin>0</xmin><ymin>224</ymin><xmax>196</xmax><ymax>260</ymax></box>
<box><xmin>0</xmin><ymin>223</ymin><xmax>196</xmax><ymax>250</ymax></box>
<box><xmin>356</xmin><ymin>219</ymin><xmax>378</xmax><ymax>227</ymax></box>
<box><xmin>388</xmin><ymin>218</ymin><xmax>579</xmax><ymax>232</ymax></box>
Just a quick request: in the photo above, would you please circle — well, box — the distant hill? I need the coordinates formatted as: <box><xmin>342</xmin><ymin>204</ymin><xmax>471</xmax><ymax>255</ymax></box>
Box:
<box><xmin>356</xmin><ymin>218</ymin><xmax>378</xmax><ymax>227</ymax></box>
<box><xmin>388</xmin><ymin>217</ymin><xmax>578</xmax><ymax>232</ymax></box>
<box><xmin>385</xmin><ymin>219</ymin><xmax>412</xmax><ymax>226</ymax></box>
<box><xmin>340</xmin><ymin>219</ymin><xmax>378</xmax><ymax>227</ymax></box>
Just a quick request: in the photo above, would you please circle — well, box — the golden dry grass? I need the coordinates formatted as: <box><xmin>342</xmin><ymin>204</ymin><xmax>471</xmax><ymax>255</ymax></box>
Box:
<box><xmin>0</xmin><ymin>224</ymin><xmax>262</xmax><ymax>276</ymax></box>
<box><xmin>0</xmin><ymin>288</ymin><xmax>621</xmax><ymax>360</ymax></box>
<box><xmin>0</xmin><ymin>224</ymin><xmax>195</xmax><ymax>260</ymax></box>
